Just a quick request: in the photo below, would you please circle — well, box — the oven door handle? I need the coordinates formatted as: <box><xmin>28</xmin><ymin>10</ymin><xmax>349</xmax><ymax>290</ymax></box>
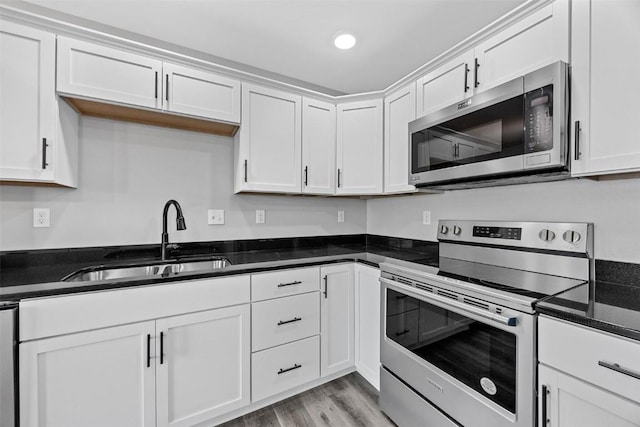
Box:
<box><xmin>381</xmin><ymin>278</ymin><xmax>518</xmax><ymax>327</ymax></box>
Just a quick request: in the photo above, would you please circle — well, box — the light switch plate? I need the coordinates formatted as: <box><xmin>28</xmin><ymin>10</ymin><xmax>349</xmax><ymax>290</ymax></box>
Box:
<box><xmin>33</xmin><ymin>208</ymin><xmax>50</xmax><ymax>227</ymax></box>
<box><xmin>208</xmin><ymin>209</ymin><xmax>224</xmax><ymax>225</ymax></box>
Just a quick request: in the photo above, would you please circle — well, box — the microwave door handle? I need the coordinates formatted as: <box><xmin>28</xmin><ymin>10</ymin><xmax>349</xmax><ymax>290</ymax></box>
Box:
<box><xmin>380</xmin><ymin>278</ymin><xmax>518</xmax><ymax>327</ymax></box>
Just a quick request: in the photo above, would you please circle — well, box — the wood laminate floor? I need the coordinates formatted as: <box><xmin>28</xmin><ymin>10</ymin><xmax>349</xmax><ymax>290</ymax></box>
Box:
<box><xmin>219</xmin><ymin>373</ymin><xmax>396</xmax><ymax>427</ymax></box>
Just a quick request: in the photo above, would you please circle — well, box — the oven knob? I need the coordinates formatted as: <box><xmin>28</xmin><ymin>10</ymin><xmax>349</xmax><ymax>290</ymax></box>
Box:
<box><xmin>440</xmin><ymin>225</ymin><xmax>449</xmax><ymax>234</ymax></box>
<box><xmin>538</xmin><ymin>229</ymin><xmax>555</xmax><ymax>242</ymax></box>
<box><xmin>563</xmin><ymin>230</ymin><xmax>581</xmax><ymax>244</ymax></box>
<box><xmin>452</xmin><ymin>226</ymin><xmax>462</xmax><ymax>235</ymax></box>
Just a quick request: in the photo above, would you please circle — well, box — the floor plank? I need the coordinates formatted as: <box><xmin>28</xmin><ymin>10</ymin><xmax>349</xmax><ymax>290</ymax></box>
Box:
<box><xmin>219</xmin><ymin>373</ymin><xmax>396</xmax><ymax>427</ymax></box>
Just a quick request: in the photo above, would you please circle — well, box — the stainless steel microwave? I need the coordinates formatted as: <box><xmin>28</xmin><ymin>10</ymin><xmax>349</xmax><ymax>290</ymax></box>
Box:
<box><xmin>409</xmin><ymin>61</ymin><xmax>569</xmax><ymax>188</ymax></box>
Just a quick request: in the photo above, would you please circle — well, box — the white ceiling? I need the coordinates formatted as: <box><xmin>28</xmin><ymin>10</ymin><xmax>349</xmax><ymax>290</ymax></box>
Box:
<box><xmin>19</xmin><ymin>0</ymin><xmax>527</xmax><ymax>95</ymax></box>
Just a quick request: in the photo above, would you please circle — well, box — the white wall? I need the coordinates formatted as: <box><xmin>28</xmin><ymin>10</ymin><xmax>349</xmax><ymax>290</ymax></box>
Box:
<box><xmin>367</xmin><ymin>177</ymin><xmax>640</xmax><ymax>263</ymax></box>
<box><xmin>0</xmin><ymin>117</ymin><xmax>366</xmax><ymax>251</ymax></box>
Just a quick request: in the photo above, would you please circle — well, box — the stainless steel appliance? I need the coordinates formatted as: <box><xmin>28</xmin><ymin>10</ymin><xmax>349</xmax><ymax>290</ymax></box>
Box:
<box><xmin>0</xmin><ymin>302</ymin><xmax>17</xmax><ymax>427</ymax></box>
<box><xmin>380</xmin><ymin>220</ymin><xmax>593</xmax><ymax>427</ymax></box>
<box><xmin>409</xmin><ymin>62</ymin><xmax>569</xmax><ymax>189</ymax></box>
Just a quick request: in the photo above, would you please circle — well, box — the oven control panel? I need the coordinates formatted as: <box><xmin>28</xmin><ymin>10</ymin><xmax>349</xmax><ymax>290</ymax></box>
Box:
<box><xmin>438</xmin><ymin>220</ymin><xmax>593</xmax><ymax>254</ymax></box>
<box><xmin>472</xmin><ymin>226</ymin><xmax>522</xmax><ymax>240</ymax></box>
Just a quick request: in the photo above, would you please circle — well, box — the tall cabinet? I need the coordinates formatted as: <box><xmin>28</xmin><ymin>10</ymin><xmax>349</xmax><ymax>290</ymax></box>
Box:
<box><xmin>0</xmin><ymin>20</ymin><xmax>78</xmax><ymax>187</ymax></box>
<box><xmin>384</xmin><ymin>83</ymin><xmax>417</xmax><ymax>194</ymax></box>
<box><xmin>570</xmin><ymin>0</ymin><xmax>640</xmax><ymax>176</ymax></box>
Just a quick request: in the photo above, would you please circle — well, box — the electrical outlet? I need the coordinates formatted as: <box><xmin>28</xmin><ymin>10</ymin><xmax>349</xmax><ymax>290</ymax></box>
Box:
<box><xmin>208</xmin><ymin>209</ymin><xmax>224</xmax><ymax>225</ymax></box>
<box><xmin>422</xmin><ymin>210</ymin><xmax>431</xmax><ymax>225</ymax></box>
<box><xmin>338</xmin><ymin>210</ymin><xmax>345</xmax><ymax>223</ymax></box>
<box><xmin>33</xmin><ymin>208</ymin><xmax>50</xmax><ymax>228</ymax></box>
<box><xmin>255</xmin><ymin>209</ymin><xmax>265</xmax><ymax>224</ymax></box>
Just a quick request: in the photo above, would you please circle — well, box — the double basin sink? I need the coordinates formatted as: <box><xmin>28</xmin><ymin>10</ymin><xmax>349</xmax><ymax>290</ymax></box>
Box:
<box><xmin>62</xmin><ymin>257</ymin><xmax>232</xmax><ymax>282</ymax></box>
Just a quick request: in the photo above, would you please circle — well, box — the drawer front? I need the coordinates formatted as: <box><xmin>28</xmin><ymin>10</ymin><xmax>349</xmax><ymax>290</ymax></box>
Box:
<box><xmin>252</xmin><ymin>292</ymin><xmax>320</xmax><ymax>352</ymax></box>
<box><xmin>539</xmin><ymin>316</ymin><xmax>640</xmax><ymax>403</ymax></box>
<box><xmin>251</xmin><ymin>267</ymin><xmax>320</xmax><ymax>302</ymax></box>
<box><xmin>251</xmin><ymin>335</ymin><xmax>320</xmax><ymax>402</ymax></box>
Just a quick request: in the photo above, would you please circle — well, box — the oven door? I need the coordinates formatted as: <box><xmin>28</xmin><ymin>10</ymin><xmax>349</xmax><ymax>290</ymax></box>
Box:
<box><xmin>380</xmin><ymin>277</ymin><xmax>535</xmax><ymax>427</ymax></box>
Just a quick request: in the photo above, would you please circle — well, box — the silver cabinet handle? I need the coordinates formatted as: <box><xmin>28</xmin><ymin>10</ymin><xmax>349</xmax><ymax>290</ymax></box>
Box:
<box><xmin>598</xmin><ymin>361</ymin><xmax>640</xmax><ymax>380</ymax></box>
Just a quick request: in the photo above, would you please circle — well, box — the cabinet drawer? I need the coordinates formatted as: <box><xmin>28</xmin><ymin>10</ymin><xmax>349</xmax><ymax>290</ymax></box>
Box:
<box><xmin>251</xmin><ymin>335</ymin><xmax>320</xmax><ymax>402</ymax></box>
<box><xmin>539</xmin><ymin>316</ymin><xmax>640</xmax><ymax>403</ymax></box>
<box><xmin>252</xmin><ymin>292</ymin><xmax>320</xmax><ymax>352</ymax></box>
<box><xmin>251</xmin><ymin>267</ymin><xmax>319</xmax><ymax>301</ymax></box>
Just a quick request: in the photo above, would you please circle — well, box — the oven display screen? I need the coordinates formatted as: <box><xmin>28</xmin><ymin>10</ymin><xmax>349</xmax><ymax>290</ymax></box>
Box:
<box><xmin>386</xmin><ymin>288</ymin><xmax>516</xmax><ymax>413</ymax></box>
<box><xmin>473</xmin><ymin>226</ymin><xmax>521</xmax><ymax>240</ymax></box>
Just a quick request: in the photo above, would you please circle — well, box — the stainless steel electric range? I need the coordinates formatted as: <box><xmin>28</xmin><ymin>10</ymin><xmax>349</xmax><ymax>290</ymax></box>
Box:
<box><xmin>379</xmin><ymin>220</ymin><xmax>593</xmax><ymax>427</ymax></box>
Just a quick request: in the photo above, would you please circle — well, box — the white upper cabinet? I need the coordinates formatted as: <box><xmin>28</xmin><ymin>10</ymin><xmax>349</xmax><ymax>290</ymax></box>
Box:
<box><xmin>416</xmin><ymin>2</ymin><xmax>568</xmax><ymax>118</ymax></box>
<box><xmin>475</xmin><ymin>2</ymin><xmax>569</xmax><ymax>93</ymax></box>
<box><xmin>235</xmin><ymin>83</ymin><xmax>302</xmax><ymax>193</ymax></box>
<box><xmin>336</xmin><ymin>98</ymin><xmax>383</xmax><ymax>195</ymax></box>
<box><xmin>0</xmin><ymin>20</ymin><xmax>78</xmax><ymax>187</ymax></box>
<box><xmin>57</xmin><ymin>36</ymin><xmax>162</xmax><ymax>109</ymax></box>
<box><xmin>384</xmin><ymin>83</ymin><xmax>416</xmax><ymax>194</ymax></box>
<box><xmin>570</xmin><ymin>0</ymin><xmax>640</xmax><ymax>177</ymax></box>
<box><xmin>57</xmin><ymin>37</ymin><xmax>241</xmax><ymax>124</ymax></box>
<box><xmin>162</xmin><ymin>62</ymin><xmax>240</xmax><ymax>123</ymax></box>
<box><xmin>416</xmin><ymin>50</ymin><xmax>475</xmax><ymax>118</ymax></box>
<box><xmin>302</xmin><ymin>97</ymin><xmax>336</xmax><ymax>195</ymax></box>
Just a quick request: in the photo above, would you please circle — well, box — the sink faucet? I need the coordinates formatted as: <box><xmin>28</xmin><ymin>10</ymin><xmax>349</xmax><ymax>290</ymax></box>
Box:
<box><xmin>161</xmin><ymin>199</ymin><xmax>187</xmax><ymax>260</ymax></box>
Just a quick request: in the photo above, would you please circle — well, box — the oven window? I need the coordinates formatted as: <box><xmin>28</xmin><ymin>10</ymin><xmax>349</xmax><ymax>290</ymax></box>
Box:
<box><xmin>386</xmin><ymin>289</ymin><xmax>516</xmax><ymax>413</ymax></box>
<box><xmin>411</xmin><ymin>95</ymin><xmax>524</xmax><ymax>173</ymax></box>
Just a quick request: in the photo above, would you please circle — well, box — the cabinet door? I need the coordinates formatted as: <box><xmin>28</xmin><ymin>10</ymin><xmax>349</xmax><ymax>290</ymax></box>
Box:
<box><xmin>538</xmin><ymin>365</ymin><xmax>640</xmax><ymax>427</ymax></box>
<box><xmin>57</xmin><ymin>36</ymin><xmax>162</xmax><ymax>109</ymax></box>
<box><xmin>570</xmin><ymin>0</ymin><xmax>640</xmax><ymax>176</ymax></box>
<box><xmin>156</xmin><ymin>305</ymin><xmax>250</xmax><ymax>427</ymax></box>
<box><xmin>354</xmin><ymin>264</ymin><xmax>381</xmax><ymax>390</ymax></box>
<box><xmin>474</xmin><ymin>2</ymin><xmax>569</xmax><ymax>92</ymax></box>
<box><xmin>0</xmin><ymin>20</ymin><xmax>56</xmax><ymax>182</ymax></box>
<box><xmin>302</xmin><ymin>97</ymin><xmax>336</xmax><ymax>195</ymax></box>
<box><xmin>416</xmin><ymin>50</ymin><xmax>474</xmax><ymax>118</ymax></box>
<box><xmin>20</xmin><ymin>321</ymin><xmax>156</xmax><ymax>427</ymax></box>
<box><xmin>236</xmin><ymin>83</ymin><xmax>302</xmax><ymax>193</ymax></box>
<box><xmin>320</xmin><ymin>264</ymin><xmax>355</xmax><ymax>376</ymax></box>
<box><xmin>384</xmin><ymin>83</ymin><xmax>416</xmax><ymax>194</ymax></box>
<box><xmin>336</xmin><ymin>99</ymin><xmax>383</xmax><ymax>195</ymax></box>
<box><xmin>162</xmin><ymin>63</ymin><xmax>240</xmax><ymax>123</ymax></box>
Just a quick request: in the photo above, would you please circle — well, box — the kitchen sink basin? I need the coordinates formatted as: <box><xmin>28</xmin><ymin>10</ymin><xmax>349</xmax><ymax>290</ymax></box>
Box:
<box><xmin>62</xmin><ymin>257</ymin><xmax>232</xmax><ymax>282</ymax></box>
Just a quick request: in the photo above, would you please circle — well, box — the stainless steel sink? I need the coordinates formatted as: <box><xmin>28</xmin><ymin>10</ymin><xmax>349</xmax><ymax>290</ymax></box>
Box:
<box><xmin>62</xmin><ymin>257</ymin><xmax>232</xmax><ymax>282</ymax></box>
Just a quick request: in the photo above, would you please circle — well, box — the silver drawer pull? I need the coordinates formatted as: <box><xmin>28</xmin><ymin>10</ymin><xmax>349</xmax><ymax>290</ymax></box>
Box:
<box><xmin>277</xmin><ymin>280</ymin><xmax>302</xmax><ymax>288</ymax></box>
<box><xmin>278</xmin><ymin>363</ymin><xmax>302</xmax><ymax>375</ymax></box>
<box><xmin>277</xmin><ymin>317</ymin><xmax>302</xmax><ymax>326</ymax></box>
<box><xmin>598</xmin><ymin>361</ymin><xmax>640</xmax><ymax>380</ymax></box>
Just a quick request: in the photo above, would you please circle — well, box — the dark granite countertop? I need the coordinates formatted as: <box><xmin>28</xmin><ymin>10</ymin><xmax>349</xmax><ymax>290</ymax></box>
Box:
<box><xmin>0</xmin><ymin>235</ymin><xmax>439</xmax><ymax>302</ymax></box>
<box><xmin>536</xmin><ymin>261</ymin><xmax>640</xmax><ymax>342</ymax></box>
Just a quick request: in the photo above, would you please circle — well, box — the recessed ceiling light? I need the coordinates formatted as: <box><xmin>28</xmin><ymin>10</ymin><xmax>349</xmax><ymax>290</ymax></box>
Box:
<box><xmin>334</xmin><ymin>33</ymin><xmax>356</xmax><ymax>50</ymax></box>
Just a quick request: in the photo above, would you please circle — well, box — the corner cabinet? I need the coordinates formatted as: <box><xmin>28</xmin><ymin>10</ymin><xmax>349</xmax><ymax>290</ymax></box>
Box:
<box><xmin>0</xmin><ymin>20</ymin><xmax>78</xmax><ymax>187</ymax></box>
<box><xmin>336</xmin><ymin>99</ymin><xmax>383</xmax><ymax>195</ymax></box>
<box><xmin>235</xmin><ymin>83</ymin><xmax>302</xmax><ymax>194</ymax></box>
<box><xmin>416</xmin><ymin>1</ymin><xmax>569</xmax><ymax>118</ymax></box>
<box><xmin>537</xmin><ymin>316</ymin><xmax>640</xmax><ymax>427</ymax></box>
<box><xmin>570</xmin><ymin>0</ymin><xmax>640</xmax><ymax>176</ymax></box>
<box><xmin>384</xmin><ymin>83</ymin><xmax>417</xmax><ymax>194</ymax></box>
<box><xmin>320</xmin><ymin>264</ymin><xmax>355</xmax><ymax>376</ymax></box>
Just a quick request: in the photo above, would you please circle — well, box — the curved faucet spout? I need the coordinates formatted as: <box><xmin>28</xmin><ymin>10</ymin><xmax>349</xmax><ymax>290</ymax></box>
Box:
<box><xmin>162</xmin><ymin>200</ymin><xmax>187</xmax><ymax>260</ymax></box>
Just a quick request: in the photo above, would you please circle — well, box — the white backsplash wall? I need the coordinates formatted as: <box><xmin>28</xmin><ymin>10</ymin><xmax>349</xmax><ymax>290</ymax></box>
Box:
<box><xmin>367</xmin><ymin>177</ymin><xmax>640</xmax><ymax>263</ymax></box>
<box><xmin>0</xmin><ymin>117</ymin><xmax>366</xmax><ymax>251</ymax></box>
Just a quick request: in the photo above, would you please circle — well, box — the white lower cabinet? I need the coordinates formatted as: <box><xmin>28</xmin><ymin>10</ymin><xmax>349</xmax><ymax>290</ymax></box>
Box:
<box><xmin>20</xmin><ymin>321</ymin><xmax>157</xmax><ymax>427</ymax></box>
<box><xmin>251</xmin><ymin>335</ymin><xmax>320</xmax><ymax>402</ymax></box>
<box><xmin>320</xmin><ymin>264</ymin><xmax>355</xmax><ymax>376</ymax></box>
<box><xmin>354</xmin><ymin>264</ymin><xmax>381</xmax><ymax>390</ymax></box>
<box><xmin>156</xmin><ymin>305</ymin><xmax>250</xmax><ymax>427</ymax></box>
<box><xmin>538</xmin><ymin>316</ymin><xmax>640</xmax><ymax>427</ymax></box>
